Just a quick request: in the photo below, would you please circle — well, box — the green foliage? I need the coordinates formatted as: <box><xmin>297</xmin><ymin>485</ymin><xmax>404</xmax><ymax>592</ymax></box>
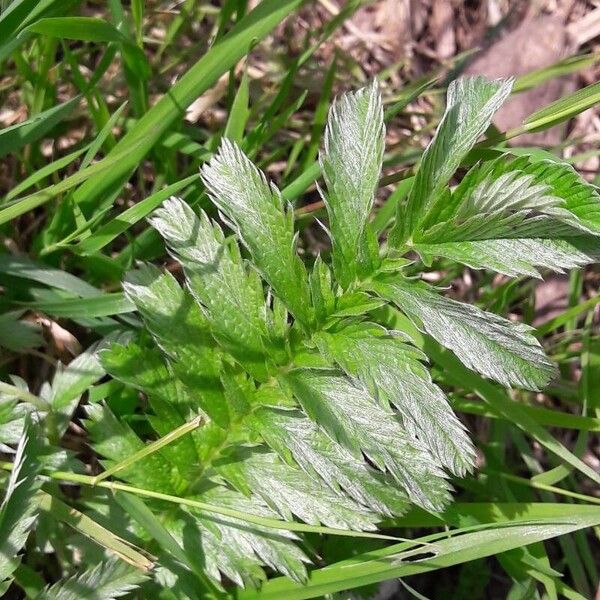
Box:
<box><xmin>2</xmin><ymin>9</ymin><xmax>600</xmax><ymax>593</ymax></box>
<box><xmin>35</xmin><ymin>557</ymin><xmax>147</xmax><ymax>600</ymax></box>
<box><xmin>35</xmin><ymin>74</ymin><xmax>594</xmax><ymax>594</ymax></box>
<box><xmin>0</xmin><ymin>423</ymin><xmax>41</xmax><ymax>585</ymax></box>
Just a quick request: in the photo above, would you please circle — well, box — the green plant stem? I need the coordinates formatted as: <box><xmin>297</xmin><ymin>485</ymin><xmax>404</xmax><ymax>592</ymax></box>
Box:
<box><xmin>91</xmin><ymin>416</ymin><xmax>204</xmax><ymax>484</ymax></box>
<box><xmin>493</xmin><ymin>472</ymin><xmax>600</xmax><ymax>505</ymax></box>
<box><xmin>0</xmin><ymin>461</ymin><xmax>403</xmax><ymax>542</ymax></box>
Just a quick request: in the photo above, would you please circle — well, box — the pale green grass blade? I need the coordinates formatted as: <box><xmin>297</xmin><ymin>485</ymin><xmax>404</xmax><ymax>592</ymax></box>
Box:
<box><xmin>3</xmin><ymin>145</ymin><xmax>89</xmax><ymax>202</ymax></box>
<box><xmin>0</xmin><ymin>136</ymin><xmax>148</xmax><ymax>224</ymax></box>
<box><xmin>238</xmin><ymin>506</ymin><xmax>600</xmax><ymax>599</ymax></box>
<box><xmin>224</xmin><ymin>68</ymin><xmax>250</xmax><ymax>144</ymax></box>
<box><xmin>27</xmin><ymin>16</ymin><xmax>127</xmax><ymax>43</ymax></box>
<box><xmin>37</xmin><ymin>492</ymin><xmax>153</xmax><ymax>571</ymax></box>
<box><xmin>523</xmin><ymin>81</ymin><xmax>600</xmax><ymax>133</ymax></box>
<box><xmin>75</xmin><ymin>175</ymin><xmax>199</xmax><ymax>255</ymax></box>
<box><xmin>0</xmin><ymin>254</ymin><xmax>100</xmax><ymax>296</ymax></box>
<box><xmin>20</xmin><ymin>293</ymin><xmax>134</xmax><ymax>318</ymax></box>
<box><xmin>513</xmin><ymin>52</ymin><xmax>598</xmax><ymax>93</ymax></box>
<box><xmin>0</xmin><ymin>96</ymin><xmax>80</xmax><ymax>158</ymax></box>
<box><xmin>452</xmin><ymin>397</ymin><xmax>600</xmax><ymax>431</ymax></box>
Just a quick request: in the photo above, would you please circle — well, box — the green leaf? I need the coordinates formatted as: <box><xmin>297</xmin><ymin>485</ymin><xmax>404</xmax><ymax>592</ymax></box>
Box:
<box><xmin>150</xmin><ymin>197</ymin><xmax>269</xmax><ymax>377</ymax></box>
<box><xmin>218</xmin><ymin>447</ymin><xmax>380</xmax><ymax>531</ymax></box>
<box><xmin>319</xmin><ymin>80</ymin><xmax>383</xmax><ymax>286</ymax></box>
<box><xmin>170</xmin><ymin>485</ymin><xmax>310</xmax><ymax>587</ymax></box>
<box><xmin>100</xmin><ymin>342</ymin><xmax>211</xmax><ymax>468</ymax></box>
<box><xmin>418</xmin><ymin>156</ymin><xmax>566</xmax><ymax>242</ymax></box>
<box><xmin>0</xmin><ymin>96</ymin><xmax>80</xmax><ymax>158</ymax></box>
<box><xmin>49</xmin><ymin>334</ymin><xmax>126</xmax><ymax>410</ymax></box>
<box><xmin>86</xmin><ymin>403</ymin><xmax>178</xmax><ymax>493</ymax></box>
<box><xmin>0</xmin><ymin>136</ymin><xmax>149</xmax><ymax>225</ymax></box>
<box><xmin>27</xmin><ymin>16</ymin><xmax>126</xmax><ymax>43</ymax></box>
<box><xmin>22</xmin><ymin>293</ymin><xmax>134</xmax><ymax>318</ymax></box>
<box><xmin>75</xmin><ymin>175</ymin><xmax>199</xmax><ymax>255</ymax></box>
<box><xmin>3</xmin><ymin>144</ymin><xmax>88</xmax><ymax>202</ymax></box>
<box><xmin>238</xmin><ymin>505</ymin><xmax>600</xmax><ymax>599</ymax></box>
<box><xmin>371</xmin><ymin>277</ymin><xmax>556</xmax><ymax>390</ymax></box>
<box><xmin>27</xmin><ymin>17</ymin><xmax>150</xmax><ymax>80</ymax></box>
<box><xmin>201</xmin><ymin>139</ymin><xmax>312</xmax><ymax>327</ymax></box>
<box><xmin>38</xmin><ymin>492</ymin><xmax>153</xmax><ymax>572</ymax></box>
<box><xmin>0</xmin><ymin>254</ymin><xmax>100</xmax><ymax>297</ymax></box>
<box><xmin>414</xmin><ymin>237</ymin><xmax>599</xmax><ymax>278</ymax></box>
<box><xmin>389</xmin><ymin>76</ymin><xmax>513</xmax><ymax>245</ymax></box>
<box><xmin>0</xmin><ymin>392</ymin><xmax>31</xmax><ymax>450</ymax></box>
<box><xmin>0</xmin><ymin>423</ymin><xmax>41</xmax><ymax>583</ymax></box>
<box><xmin>315</xmin><ymin>323</ymin><xmax>475</xmax><ymax>476</ymax></box>
<box><xmin>283</xmin><ymin>368</ymin><xmax>450</xmax><ymax>512</ymax></box>
<box><xmin>34</xmin><ymin>556</ymin><xmax>147</xmax><ymax>600</ymax></box>
<box><xmin>44</xmin><ymin>332</ymin><xmax>129</xmax><ymax>443</ymax></box>
<box><xmin>224</xmin><ymin>68</ymin><xmax>250</xmax><ymax>143</ymax></box>
<box><xmin>524</xmin><ymin>80</ymin><xmax>600</xmax><ymax>133</ymax></box>
<box><xmin>517</xmin><ymin>158</ymin><xmax>600</xmax><ymax>234</ymax></box>
<box><xmin>410</xmin><ymin>155</ymin><xmax>600</xmax><ymax>276</ymax></box>
<box><xmin>0</xmin><ymin>310</ymin><xmax>42</xmax><ymax>352</ymax></box>
<box><xmin>68</xmin><ymin>0</ymin><xmax>303</xmax><ymax>219</ymax></box>
<box><xmin>253</xmin><ymin>407</ymin><xmax>409</xmax><ymax>517</ymax></box>
<box><xmin>122</xmin><ymin>264</ymin><xmax>226</xmax><ymax>426</ymax></box>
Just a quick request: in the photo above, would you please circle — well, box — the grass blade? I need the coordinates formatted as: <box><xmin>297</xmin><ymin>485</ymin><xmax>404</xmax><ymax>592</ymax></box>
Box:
<box><xmin>0</xmin><ymin>96</ymin><xmax>80</xmax><ymax>158</ymax></box>
<box><xmin>70</xmin><ymin>0</ymin><xmax>303</xmax><ymax>215</ymax></box>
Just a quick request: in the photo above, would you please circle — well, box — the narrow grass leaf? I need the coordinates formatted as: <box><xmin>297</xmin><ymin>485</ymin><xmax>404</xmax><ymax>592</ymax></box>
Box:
<box><xmin>0</xmin><ymin>96</ymin><xmax>80</xmax><ymax>158</ymax></box>
<box><xmin>76</xmin><ymin>175</ymin><xmax>198</xmax><ymax>254</ymax></box>
<box><xmin>238</xmin><ymin>507</ymin><xmax>600</xmax><ymax>599</ymax></box>
<box><xmin>524</xmin><ymin>81</ymin><xmax>600</xmax><ymax>132</ymax></box>
<box><xmin>69</xmin><ymin>0</ymin><xmax>303</xmax><ymax>216</ymax></box>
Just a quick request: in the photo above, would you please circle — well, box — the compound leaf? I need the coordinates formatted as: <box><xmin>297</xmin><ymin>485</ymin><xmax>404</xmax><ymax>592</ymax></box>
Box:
<box><xmin>217</xmin><ymin>448</ymin><xmax>380</xmax><ymax>531</ymax></box>
<box><xmin>253</xmin><ymin>406</ymin><xmax>409</xmax><ymax>516</ymax></box>
<box><xmin>150</xmin><ymin>197</ymin><xmax>269</xmax><ymax>378</ymax></box>
<box><xmin>315</xmin><ymin>323</ymin><xmax>476</xmax><ymax>476</ymax></box>
<box><xmin>410</xmin><ymin>155</ymin><xmax>600</xmax><ymax>276</ymax></box>
<box><xmin>390</xmin><ymin>76</ymin><xmax>513</xmax><ymax>245</ymax></box>
<box><xmin>123</xmin><ymin>264</ymin><xmax>226</xmax><ymax>426</ymax></box>
<box><xmin>0</xmin><ymin>423</ymin><xmax>41</xmax><ymax>583</ymax></box>
<box><xmin>35</xmin><ymin>556</ymin><xmax>147</xmax><ymax>600</ymax></box>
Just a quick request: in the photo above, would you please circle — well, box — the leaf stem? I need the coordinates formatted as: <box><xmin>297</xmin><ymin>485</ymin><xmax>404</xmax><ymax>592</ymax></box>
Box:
<box><xmin>0</xmin><ymin>460</ymin><xmax>404</xmax><ymax>542</ymax></box>
<box><xmin>493</xmin><ymin>471</ymin><xmax>600</xmax><ymax>505</ymax></box>
<box><xmin>90</xmin><ymin>415</ymin><xmax>204</xmax><ymax>484</ymax></box>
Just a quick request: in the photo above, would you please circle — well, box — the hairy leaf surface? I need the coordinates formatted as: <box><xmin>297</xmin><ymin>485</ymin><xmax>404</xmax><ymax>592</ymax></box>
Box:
<box><xmin>150</xmin><ymin>197</ymin><xmax>269</xmax><ymax>377</ymax></box>
<box><xmin>168</xmin><ymin>486</ymin><xmax>310</xmax><ymax>587</ymax></box>
<box><xmin>283</xmin><ymin>369</ymin><xmax>451</xmax><ymax>511</ymax></box>
<box><xmin>390</xmin><ymin>76</ymin><xmax>513</xmax><ymax>244</ymax></box>
<box><xmin>218</xmin><ymin>448</ymin><xmax>380</xmax><ymax>530</ymax></box>
<box><xmin>315</xmin><ymin>324</ymin><xmax>476</xmax><ymax>476</ymax></box>
<box><xmin>320</xmin><ymin>81</ymin><xmax>384</xmax><ymax>286</ymax></box>
<box><xmin>371</xmin><ymin>277</ymin><xmax>556</xmax><ymax>390</ymax></box>
<box><xmin>0</xmin><ymin>424</ymin><xmax>41</xmax><ymax>583</ymax></box>
<box><xmin>123</xmin><ymin>264</ymin><xmax>227</xmax><ymax>425</ymax></box>
<box><xmin>253</xmin><ymin>407</ymin><xmax>409</xmax><ymax>516</ymax></box>
<box><xmin>35</xmin><ymin>556</ymin><xmax>147</xmax><ymax>600</ymax></box>
<box><xmin>201</xmin><ymin>139</ymin><xmax>312</xmax><ymax>327</ymax></box>
<box><xmin>411</xmin><ymin>155</ymin><xmax>600</xmax><ymax>276</ymax></box>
